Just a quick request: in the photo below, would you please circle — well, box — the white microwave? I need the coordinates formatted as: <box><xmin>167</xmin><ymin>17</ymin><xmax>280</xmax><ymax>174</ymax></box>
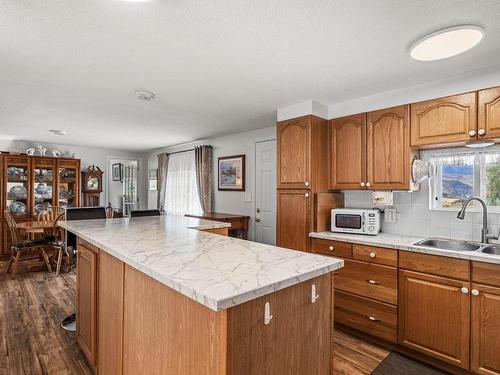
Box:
<box><xmin>331</xmin><ymin>208</ymin><xmax>382</xmax><ymax>235</ymax></box>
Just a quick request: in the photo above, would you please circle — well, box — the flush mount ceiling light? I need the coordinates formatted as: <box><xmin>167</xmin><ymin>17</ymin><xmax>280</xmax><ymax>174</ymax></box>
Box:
<box><xmin>48</xmin><ymin>129</ymin><xmax>67</xmax><ymax>135</ymax></box>
<box><xmin>135</xmin><ymin>89</ymin><xmax>156</xmax><ymax>101</ymax></box>
<box><xmin>465</xmin><ymin>139</ymin><xmax>495</xmax><ymax>148</ymax></box>
<box><xmin>410</xmin><ymin>25</ymin><xmax>484</xmax><ymax>61</ymax></box>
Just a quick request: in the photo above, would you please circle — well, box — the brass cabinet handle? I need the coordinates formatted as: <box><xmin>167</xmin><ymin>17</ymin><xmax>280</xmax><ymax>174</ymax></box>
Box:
<box><xmin>367</xmin><ymin>316</ymin><xmax>379</xmax><ymax>322</ymax></box>
<box><xmin>367</xmin><ymin>279</ymin><xmax>382</xmax><ymax>285</ymax></box>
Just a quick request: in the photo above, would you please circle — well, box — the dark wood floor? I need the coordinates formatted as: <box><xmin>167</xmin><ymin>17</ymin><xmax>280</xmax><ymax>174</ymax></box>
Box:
<box><xmin>0</xmin><ymin>264</ymin><xmax>388</xmax><ymax>375</ymax></box>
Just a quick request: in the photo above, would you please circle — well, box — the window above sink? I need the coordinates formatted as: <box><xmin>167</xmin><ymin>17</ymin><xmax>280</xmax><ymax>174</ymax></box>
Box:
<box><xmin>428</xmin><ymin>146</ymin><xmax>500</xmax><ymax>212</ymax></box>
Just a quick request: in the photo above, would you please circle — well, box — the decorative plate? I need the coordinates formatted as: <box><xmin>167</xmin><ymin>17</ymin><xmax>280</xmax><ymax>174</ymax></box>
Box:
<box><xmin>8</xmin><ymin>185</ymin><xmax>28</xmax><ymax>200</ymax></box>
<box><xmin>10</xmin><ymin>201</ymin><xmax>27</xmax><ymax>216</ymax></box>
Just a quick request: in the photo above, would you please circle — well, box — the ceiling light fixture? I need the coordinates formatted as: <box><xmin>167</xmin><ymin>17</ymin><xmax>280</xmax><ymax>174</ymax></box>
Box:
<box><xmin>410</xmin><ymin>25</ymin><xmax>484</xmax><ymax>61</ymax></box>
<box><xmin>135</xmin><ymin>89</ymin><xmax>156</xmax><ymax>101</ymax></box>
<box><xmin>48</xmin><ymin>129</ymin><xmax>67</xmax><ymax>135</ymax></box>
<box><xmin>465</xmin><ymin>139</ymin><xmax>495</xmax><ymax>148</ymax></box>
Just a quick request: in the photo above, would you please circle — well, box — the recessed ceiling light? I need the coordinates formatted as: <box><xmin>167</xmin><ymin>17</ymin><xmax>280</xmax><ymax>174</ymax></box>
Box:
<box><xmin>135</xmin><ymin>89</ymin><xmax>156</xmax><ymax>101</ymax></box>
<box><xmin>410</xmin><ymin>25</ymin><xmax>484</xmax><ymax>61</ymax></box>
<box><xmin>48</xmin><ymin>129</ymin><xmax>67</xmax><ymax>135</ymax></box>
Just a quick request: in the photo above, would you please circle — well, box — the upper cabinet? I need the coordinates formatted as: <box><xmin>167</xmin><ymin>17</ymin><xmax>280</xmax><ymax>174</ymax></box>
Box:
<box><xmin>277</xmin><ymin>115</ymin><xmax>328</xmax><ymax>190</ymax></box>
<box><xmin>478</xmin><ymin>86</ymin><xmax>500</xmax><ymax>140</ymax></box>
<box><xmin>329</xmin><ymin>114</ymin><xmax>366</xmax><ymax>190</ymax></box>
<box><xmin>410</xmin><ymin>93</ymin><xmax>477</xmax><ymax>147</ymax></box>
<box><xmin>367</xmin><ymin>105</ymin><xmax>411</xmax><ymax>190</ymax></box>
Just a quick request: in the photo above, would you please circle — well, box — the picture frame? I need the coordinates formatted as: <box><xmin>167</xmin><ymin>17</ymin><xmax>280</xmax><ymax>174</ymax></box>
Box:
<box><xmin>112</xmin><ymin>163</ymin><xmax>122</xmax><ymax>182</ymax></box>
<box><xmin>218</xmin><ymin>155</ymin><xmax>245</xmax><ymax>191</ymax></box>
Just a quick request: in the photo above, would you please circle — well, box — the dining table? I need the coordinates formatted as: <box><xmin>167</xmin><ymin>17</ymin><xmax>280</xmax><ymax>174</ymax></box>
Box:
<box><xmin>17</xmin><ymin>220</ymin><xmax>56</xmax><ymax>236</ymax></box>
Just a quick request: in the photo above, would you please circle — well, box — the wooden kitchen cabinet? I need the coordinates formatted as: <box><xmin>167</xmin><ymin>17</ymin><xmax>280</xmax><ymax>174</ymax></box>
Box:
<box><xmin>329</xmin><ymin>113</ymin><xmax>366</xmax><ymax>190</ymax></box>
<box><xmin>277</xmin><ymin>115</ymin><xmax>328</xmax><ymax>190</ymax></box>
<box><xmin>76</xmin><ymin>240</ymin><xmax>98</xmax><ymax>369</ymax></box>
<box><xmin>478</xmin><ymin>86</ymin><xmax>500</xmax><ymax>140</ymax></box>
<box><xmin>276</xmin><ymin>189</ymin><xmax>311</xmax><ymax>252</ymax></box>
<box><xmin>399</xmin><ymin>270</ymin><xmax>470</xmax><ymax>369</ymax></box>
<box><xmin>367</xmin><ymin>105</ymin><xmax>412</xmax><ymax>190</ymax></box>
<box><xmin>471</xmin><ymin>283</ymin><xmax>500</xmax><ymax>375</ymax></box>
<box><xmin>410</xmin><ymin>92</ymin><xmax>477</xmax><ymax>147</ymax></box>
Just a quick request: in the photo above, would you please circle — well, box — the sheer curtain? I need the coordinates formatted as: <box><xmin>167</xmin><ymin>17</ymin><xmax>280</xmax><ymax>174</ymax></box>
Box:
<box><xmin>165</xmin><ymin>151</ymin><xmax>202</xmax><ymax>216</ymax></box>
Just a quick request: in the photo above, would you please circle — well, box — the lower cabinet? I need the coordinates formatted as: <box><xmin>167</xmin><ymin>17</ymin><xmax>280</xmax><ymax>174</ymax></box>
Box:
<box><xmin>471</xmin><ymin>283</ymin><xmax>500</xmax><ymax>375</ymax></box>
<box><xmin>398</xmin><ymin>270</ymin><xmax>470</xmax><ymax>370</ymax></box>
<box><xmin>76</xmin><ymin>240</ymin><xmax>98</xmax><ymax>369</ymax></box>
<box><xmin>276</xmin><ymin>189</ymin><xmax>311</xmax><ymax>252</ymax></box>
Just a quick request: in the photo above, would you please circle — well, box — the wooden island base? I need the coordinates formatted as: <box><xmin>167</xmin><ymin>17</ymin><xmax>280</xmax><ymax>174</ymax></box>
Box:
<box><xmin>77</xmin><ymin>238</ymin><xmax>334</xmax><ymax>375</ymax></box>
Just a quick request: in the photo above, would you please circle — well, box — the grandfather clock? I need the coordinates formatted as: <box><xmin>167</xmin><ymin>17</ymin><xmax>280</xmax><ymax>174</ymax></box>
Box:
<box><xmin>81</xmin><ymin>165</ymin><xmax>103</xmax><ymax>207</ymax></box>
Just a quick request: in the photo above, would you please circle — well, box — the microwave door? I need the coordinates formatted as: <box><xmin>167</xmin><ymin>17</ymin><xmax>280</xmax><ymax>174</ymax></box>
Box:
<box><xmin>335</xmin><ymin>214</ymin><xmax>362</xmax><ymax>230</ymax></box>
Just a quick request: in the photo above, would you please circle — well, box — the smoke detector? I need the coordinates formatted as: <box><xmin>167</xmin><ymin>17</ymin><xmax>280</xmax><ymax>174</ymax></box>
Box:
<box><xmin>135</xmin><ymin>90</ymin><xmax>156</xmax><ymax>101</ymax></box>
<box><xmin>48</xmin><ymin>129</ymin><xmax>67</xmax><ymax>135</ymax></box>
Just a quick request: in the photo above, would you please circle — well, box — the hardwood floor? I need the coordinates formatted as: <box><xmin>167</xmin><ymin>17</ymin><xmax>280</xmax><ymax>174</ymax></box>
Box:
<box><xmin>0</xmin><ymin>264</ymin><xmax>387</xmax><ymax>375</ymax></box>
<box><xmin>0</xmin><ymin>264</ymin><xmax>92</xmax><ymax>375</ymax></box>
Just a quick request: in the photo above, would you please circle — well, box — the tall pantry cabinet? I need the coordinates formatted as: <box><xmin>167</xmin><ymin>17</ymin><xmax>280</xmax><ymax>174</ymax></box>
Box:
<box><xmin>276</xmin><ymin>115</ymin><xmax>332</xmax><ymax>252</ymax></box>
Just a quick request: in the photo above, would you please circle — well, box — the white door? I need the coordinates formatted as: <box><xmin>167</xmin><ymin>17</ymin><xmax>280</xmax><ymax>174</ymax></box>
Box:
<box><xmin>255</xmin><ymin>140</ymin><xmax>276</xmax><ymax>245</ymax></box>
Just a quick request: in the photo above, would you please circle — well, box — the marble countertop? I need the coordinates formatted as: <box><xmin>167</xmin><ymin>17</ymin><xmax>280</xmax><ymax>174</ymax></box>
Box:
<box><xmin>310</xmin><ymin>231</ymin><xmax>500</xmax><ymax>264</ymax></box>
<box><xmin>60</xmin><ymin>215</ymin><xmax>343</xmax><ymax>311</ymax></box>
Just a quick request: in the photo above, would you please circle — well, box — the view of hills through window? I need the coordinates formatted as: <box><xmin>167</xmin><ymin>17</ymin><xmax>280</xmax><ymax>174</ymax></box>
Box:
<box><xmin>441</xmin><ymin>164</ymin><xmax>473</xmax><ymax>208</ymax></box>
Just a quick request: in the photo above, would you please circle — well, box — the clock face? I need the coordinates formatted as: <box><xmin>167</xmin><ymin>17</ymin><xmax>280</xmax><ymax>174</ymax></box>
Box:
<box><xmin>87</xmin><ymin>176</ymin><xmax>99</xmax><ymax>190</ymax></box>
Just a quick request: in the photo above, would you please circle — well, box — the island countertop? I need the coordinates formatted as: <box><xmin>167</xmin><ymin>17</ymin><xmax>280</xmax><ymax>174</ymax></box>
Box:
<box><xmin>60</xmin><ymin>215</ymin><xmax>343</xmax><ymax>311</ymax></box>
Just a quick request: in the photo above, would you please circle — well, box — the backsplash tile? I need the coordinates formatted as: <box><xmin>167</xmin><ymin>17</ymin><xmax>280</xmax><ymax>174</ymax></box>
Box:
<box><xmin>343</xmin><ymin>182</ymin><xmax>500</xmax><ymax>242</ymax></box>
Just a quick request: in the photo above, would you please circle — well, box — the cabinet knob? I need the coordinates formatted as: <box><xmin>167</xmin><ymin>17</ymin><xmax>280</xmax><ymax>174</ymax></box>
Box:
<box><xmin>369</xmin><ymin>252</ymin><xmax>376</xmax><ymax>258</ymax></box>
<box><xmin>461</xmin><ymin>287</ymin><xmax>469</xmax><ymax>294</ymax></box>
<box><xmin>304</xmin><ymin>192</ymin><xmax>309</xmax><ymax>198</ymax></box>
<box><xmin>311</xmin><ymin>284</ymin><xmax>319</xmax><ymax>304</ymax></box>
<box><xmin>304</xmin><ymin>181</ymin><xmax>309</xmax><ymax>187</ymax></box>
<box><xmin>329</xmin><ymin>246</ymin><xmax>334</xmax><ymax>251</ymax></box>
<box><xmin>360</xmin><ymin>182</ymin><xmax>366</xmax><ymax>187</ymax></box>
<box><xmin>367</xmin><ymin>316</ymin><xmax>379</xmax><ymax>322</ymax></box>
<box><xmin>471</xmin><ymin>289</ymin><xmax>480</xmax><ymax>296</ymax></box>
<box><xmin>264</xmin><ymin>302</ymin><xmax>273</xmax><ymax>325</ymax></box>
<box><xmin>469</xmin><ymin>130</ymin><xmax>477</xmax><ymax>137</ymax></box>
<box><xmin>478</xmin><ymin>128</ymin><xmax>486</xmax><ymax>136</ymax></box>
<box><xmin>366</xmin><ymin>182</ymin><xmax>371</xmax><ymax>188</ymax></box>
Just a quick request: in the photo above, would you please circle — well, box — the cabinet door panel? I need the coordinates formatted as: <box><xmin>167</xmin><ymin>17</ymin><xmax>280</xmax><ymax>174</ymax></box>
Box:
<box><xmin>276</xmin><ymin>190</ymin><xmax>310</xmax><ymax>252</ymax></box>
<box><xmin>399</xmin><ymin>270</ymin><xmax>470</xmax><ymax>369</ymax></box>
<box><xmin>410</xmin><ymin>92</ymin><xmax>477</xmax><ymax>147</ymax></box>
<box><xmin>471</xmin><ymin>283</ymin><xmax>500</xmax><ymax>375</ymax></box>
<box><xmin>77</xmin><ymin>245</ymin><xmax>98</xmax><ymax>367</ymax></box>
<box><xmin>330</xmin><ymin>114</ymin><xmax>366</xmax><ymax>190</ymax></box>
<box><xmin>277</xmin><ymin>116</ymin><xmax>310</xmax><ymax>189</ymax></box>
<box><xmin>367</xmin><ymin>105</ymin><xmax>410</xmax><ymax>190</ymax></box>
<box><xmin>478</xmin><ymin>86</ymin><xmax>500</xmax><ymax>140</ymax></box>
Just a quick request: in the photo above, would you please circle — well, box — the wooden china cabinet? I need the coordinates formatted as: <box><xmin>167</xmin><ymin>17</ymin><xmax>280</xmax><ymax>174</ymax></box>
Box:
<box><xmin>0</xmin><ymin>153</ymin><xmax>80</xmax><ymax>257</ymax></box>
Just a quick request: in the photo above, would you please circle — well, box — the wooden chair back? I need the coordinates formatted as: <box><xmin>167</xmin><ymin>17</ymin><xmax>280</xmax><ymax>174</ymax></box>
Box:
<box><xmin>105</xmin><ymin>203</ymin><xmax>114</xmax><ymax>219</ymax></box>
<box><xmin>4</xmin><ymin>209</ymin><xmax>20</xmax><ymax>245</ymax></box>
<box><xmin>37</xmin><ymin>206</ymin><xmax>65</xmax><ymax>223</ymax></box>
<box><xmin>52</xmin><ymin>211</ymin><xmax>66</xmax><ymax>242</ymax></box>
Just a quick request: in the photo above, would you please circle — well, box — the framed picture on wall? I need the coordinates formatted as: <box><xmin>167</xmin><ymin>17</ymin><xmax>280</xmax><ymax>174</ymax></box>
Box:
<box><xmin>112</xmin><ymin>163</ymin><xmax>122</xmax><ymax>182</ymax></box>
<box><xmin>218</xmin><ymin>155</ymin><xmax>245</xmax><ymax>191</ymax></box>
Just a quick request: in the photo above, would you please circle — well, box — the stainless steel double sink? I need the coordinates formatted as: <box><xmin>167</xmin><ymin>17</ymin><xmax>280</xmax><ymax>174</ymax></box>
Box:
<box><xmin>414</xmin><ymin>238</ymin><xmax>500</xmax><ymax>255</ymax></box>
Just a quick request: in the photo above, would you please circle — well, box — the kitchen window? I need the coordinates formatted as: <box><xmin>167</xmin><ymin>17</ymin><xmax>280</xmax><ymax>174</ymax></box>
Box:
<box><xmin>429</xmin><ymin>149</ymin><xmax>500</xmax><ymax>211</ymax></box>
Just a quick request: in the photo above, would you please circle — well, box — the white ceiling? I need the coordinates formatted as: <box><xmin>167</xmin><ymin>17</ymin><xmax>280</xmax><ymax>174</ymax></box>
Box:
<box><xmin>1</xmin><ymin>0</ymin><xmax>500</xmax><ymax>151</ymax></box>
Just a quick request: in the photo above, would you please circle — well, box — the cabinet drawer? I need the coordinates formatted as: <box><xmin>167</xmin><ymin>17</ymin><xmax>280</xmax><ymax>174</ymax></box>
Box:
<box><xmin>312</xmin><ymin>239</ymin><xmax>352</xmax><ymax>258</ymax></box>
<box><xmin>335</xmin><ymin>291</ymin><xmax>397</xmax><ymax>343</ymax></box>
<box><xmin>399</xmin><ymin>251</ymin><xmax>469</xmax><ymax>281</ymax></box>
<box><xmin>353</xmin><ymin>244</ymin><xmax>397</xmax><ymax>267</ymax></box>
<box><xmin>334</xmin><ymin>259</ymin><xmax>397</xmax><ymax>305</ymax></box>
<box><xmin>472</xmin><ymin>261</ymin><xmax>500</xmax><ymax>288</ymax></box>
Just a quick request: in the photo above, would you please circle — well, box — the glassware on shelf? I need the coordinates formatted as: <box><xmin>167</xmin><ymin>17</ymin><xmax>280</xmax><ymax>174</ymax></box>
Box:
<box><xmin>58</xmin><ymin>167</ymin><xmax>77</xmax><ymax>208</ymax></box>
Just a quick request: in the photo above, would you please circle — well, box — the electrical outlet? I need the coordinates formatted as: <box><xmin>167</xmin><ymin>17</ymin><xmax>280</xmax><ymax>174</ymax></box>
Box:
<box><xmin>385</xmin><ymin>208</ymin><xmax>397</xmax><ymax>223</ymax></box>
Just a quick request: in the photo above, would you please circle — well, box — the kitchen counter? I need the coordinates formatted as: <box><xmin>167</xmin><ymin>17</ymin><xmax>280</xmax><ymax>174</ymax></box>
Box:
<box><xmin>310</xmin><ymin>231</ymin><xmax>500</xmax><ymax>264</ymax></box>
<box><xmin>60</xmin><ymin>215</ymin><xmax>343</xmax><ymax>311</ymax></box>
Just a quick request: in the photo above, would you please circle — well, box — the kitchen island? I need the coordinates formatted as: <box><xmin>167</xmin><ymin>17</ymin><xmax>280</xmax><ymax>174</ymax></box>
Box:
<box><xmin>60</xmin><ymin>215</ymin><xmax>343</xmax><ymax>375</ymax></box>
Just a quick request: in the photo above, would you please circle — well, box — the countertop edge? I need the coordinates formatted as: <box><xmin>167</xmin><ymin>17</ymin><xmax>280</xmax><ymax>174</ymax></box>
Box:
<box><xmin>310</xmin><ymin>231</ymin><xmax>500</xmax><ymax>265</ymax></box>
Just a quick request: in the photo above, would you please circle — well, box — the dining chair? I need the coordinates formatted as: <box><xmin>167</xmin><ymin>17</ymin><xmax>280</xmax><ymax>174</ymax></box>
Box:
<box><xmin>105</xmin><ymin>203</ymin><xmax>114</xmax><ymax>219</ymax></box>
<box><xmin>130</xmin><ymin>209</ymin><xmax>161</xmax><ymax>217</ymax></box>
<box><xmin>51</xmin><ymin>211</ymin><xmax>68</xmax><ymax>276</ymax></box>
<box><xmin>4</xmin><ymin>210</ymin><xmax>52</xmax><ymax>275</ymax></box>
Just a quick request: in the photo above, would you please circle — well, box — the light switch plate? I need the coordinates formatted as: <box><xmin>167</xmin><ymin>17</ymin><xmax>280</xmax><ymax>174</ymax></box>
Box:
<box><xmin>385</xmin><ymin>208</ymin><xmax>397</xmax><ymax>223</ymax></box>
<box><xmin>245</xmin><ymin>192</ymin><xmax>252</xmax><ymax>202</ymax></box>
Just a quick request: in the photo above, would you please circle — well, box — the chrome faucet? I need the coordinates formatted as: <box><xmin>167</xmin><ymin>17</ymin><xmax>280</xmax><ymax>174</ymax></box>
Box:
<box><xmin>457</xmin><ymin>197</ymin><xmax>498</xmax><ymax>244</ymax></box>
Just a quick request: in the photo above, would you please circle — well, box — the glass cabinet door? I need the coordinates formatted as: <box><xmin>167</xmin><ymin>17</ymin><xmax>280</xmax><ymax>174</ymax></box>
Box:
<box><xmin>58</xmin><ymin>165</ymin><xmax>78</xmax><ymax>208</ymax></box>
<box><xmin>33</xmin><ymin>159</ymin><xmax>56</xmax><ymax>215</ymax></box>
<box><xmin>5</xmin><ymin>158</ymin><xmax>30</xmax><ymax>218</ymax></box>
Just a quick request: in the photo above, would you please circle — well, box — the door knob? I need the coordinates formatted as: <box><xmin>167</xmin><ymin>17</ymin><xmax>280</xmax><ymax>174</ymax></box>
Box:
<box><xmin>255</xmin><ymin>218</ymin><xmax>261</xmax><ymax>223</ymax></box>
<box><xmin>256</xmin><ymin>208</ymin><xmax>261</xmax><ymax>213</ymax></box>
